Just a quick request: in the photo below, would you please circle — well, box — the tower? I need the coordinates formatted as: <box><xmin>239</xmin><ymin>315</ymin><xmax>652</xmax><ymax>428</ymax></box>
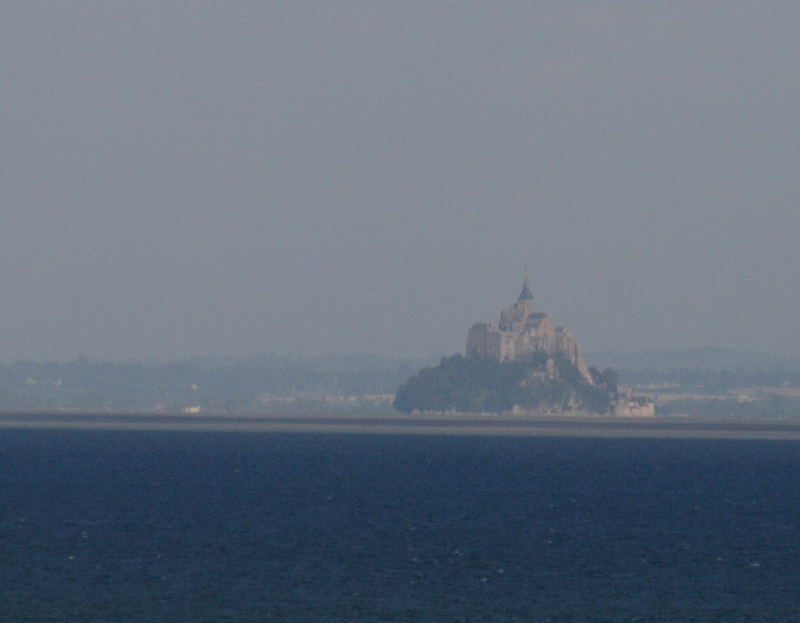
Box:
<box><xmin>518</xmin><ymin>272</ymin><xmax>533</xmax><ymax>301</ymax></box>
<box><xmin>516</xmin><ymin>272</ymin><xmax>536</xmax><ymax>317</ymax></box>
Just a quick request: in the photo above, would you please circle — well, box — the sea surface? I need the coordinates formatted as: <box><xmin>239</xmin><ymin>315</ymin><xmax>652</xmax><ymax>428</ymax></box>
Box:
<box><xmin>1</xmin><ymin>429</ymin><xmax>799</xmax><ymax>622</ymax></box>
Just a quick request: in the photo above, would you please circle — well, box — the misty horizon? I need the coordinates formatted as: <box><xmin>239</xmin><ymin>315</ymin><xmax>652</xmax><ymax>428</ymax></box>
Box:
<box><xmin>3</xmin><ymin>346</ymin><xmax>799</xmax><ymax>372</ymax></box>
<box><xmin>3</xmin><ymin>3</ymin><xmax>799</xmax><ymax>360</ymax></box>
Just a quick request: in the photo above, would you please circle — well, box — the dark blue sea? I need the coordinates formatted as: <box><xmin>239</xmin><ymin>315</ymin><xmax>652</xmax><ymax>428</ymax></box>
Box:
<box><xmin>2</xmin><ymin>430</ymin><xmax>799</xmax><ymax>622</ymax></box>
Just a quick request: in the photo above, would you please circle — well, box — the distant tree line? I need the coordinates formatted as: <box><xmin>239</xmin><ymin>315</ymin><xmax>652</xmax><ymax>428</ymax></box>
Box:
<box><xmin>0</xmin><ymin>357</ymin><xmax>424</xmax><ymax>413</ymax></box>
<box><xmin>619</xmin><ymin>367</ymin><xmax>800</xmax><ymax>392</ymax></box>
<box><xmin>5</xmin><ymin>352</ymin><xmax>799</xmax><ymax>417</ymax></box>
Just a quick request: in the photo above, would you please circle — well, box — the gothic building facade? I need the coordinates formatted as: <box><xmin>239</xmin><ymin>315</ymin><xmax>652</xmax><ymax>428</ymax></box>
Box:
<box><xmin>466</xmin><ymin>276</ymin><xmax>593</xmax><ymax>382</ymax></box>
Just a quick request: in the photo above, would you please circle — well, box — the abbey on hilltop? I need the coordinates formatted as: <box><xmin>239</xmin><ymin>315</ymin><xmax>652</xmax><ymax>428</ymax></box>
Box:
<box><xmin>393</xmin><ymin>274</ymin><xmax>654</xmax><ymax>416</ymax></box>
<box><xmin>466</xmin><ymin>274</ymin><xmax>592</xmax><ymax>381</ymax></box>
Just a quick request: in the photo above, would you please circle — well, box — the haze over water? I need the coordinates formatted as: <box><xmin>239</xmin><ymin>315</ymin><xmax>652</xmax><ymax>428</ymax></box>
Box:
<box><xmin>5</xmin><ymin>9</ymin><xmax>800</xmax><ymax>623</ymax></box>
<box><xmin>2</xmin><ymin>3</ymin><xmax>800</xmax><ymax>361</ymax></box>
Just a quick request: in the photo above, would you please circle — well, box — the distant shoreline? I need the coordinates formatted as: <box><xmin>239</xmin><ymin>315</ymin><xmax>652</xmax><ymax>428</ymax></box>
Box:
<box><xmin>2</xmin><ymin>412</ymin><xmax>800</xmax><ymax>440</ymax></box>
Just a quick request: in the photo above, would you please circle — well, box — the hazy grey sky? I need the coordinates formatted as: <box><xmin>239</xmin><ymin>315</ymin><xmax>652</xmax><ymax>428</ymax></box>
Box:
<box><xmin>2</xmin><ymin>2</ymin><xmax>799</xmax><ymax>360</ymax></box>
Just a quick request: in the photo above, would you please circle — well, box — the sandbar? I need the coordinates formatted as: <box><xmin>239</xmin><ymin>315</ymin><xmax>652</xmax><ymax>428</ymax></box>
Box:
<box><xmin>1</xmin><ymin>412</ymin><xmax>800</xmax><ymax>440</ymax></box>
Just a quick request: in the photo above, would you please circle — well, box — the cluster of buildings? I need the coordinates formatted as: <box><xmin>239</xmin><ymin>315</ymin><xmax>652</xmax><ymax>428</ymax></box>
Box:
<box><xmin>466</xmin><ymin>275</ymin><xmax>654</xmax><ymax>416</ymax></box>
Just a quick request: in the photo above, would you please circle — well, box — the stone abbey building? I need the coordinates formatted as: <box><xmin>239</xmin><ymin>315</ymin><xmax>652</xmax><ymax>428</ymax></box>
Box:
<box><xmin>466</xmin><ymin>276</ymin><xmax>655</xmax><ymax>416</ymax></box>
<box><xmin>466</xmin><ymin>276</ymin><xmax>593</xmax><ymax>382</ymax></box>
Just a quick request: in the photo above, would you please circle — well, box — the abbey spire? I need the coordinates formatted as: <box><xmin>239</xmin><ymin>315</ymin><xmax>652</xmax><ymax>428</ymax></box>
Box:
<box><xmin>518</xmin><ymin>272</ymin><xmax>533</xmax><ymax>301</ymax></box>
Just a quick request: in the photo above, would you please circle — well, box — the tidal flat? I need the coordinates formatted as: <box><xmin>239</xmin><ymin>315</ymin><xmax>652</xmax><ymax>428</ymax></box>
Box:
<box><xmin>2</xmin><ymin>411</ymin><xmax>800</xmax><ymax>440</ymax></box>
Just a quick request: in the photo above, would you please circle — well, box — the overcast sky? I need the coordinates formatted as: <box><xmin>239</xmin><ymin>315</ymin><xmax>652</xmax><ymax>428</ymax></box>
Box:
<box><xmin>2</xmin><ymin>2</ymin><xmax>799</xmax><ymax>361</ymax></box>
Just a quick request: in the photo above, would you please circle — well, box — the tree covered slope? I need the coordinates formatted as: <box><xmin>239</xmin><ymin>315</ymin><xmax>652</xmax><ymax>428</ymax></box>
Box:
<box><xmin>394</xmin><ymin>353</ymin><xmax>617</xmax><ymax>415</ymax></box>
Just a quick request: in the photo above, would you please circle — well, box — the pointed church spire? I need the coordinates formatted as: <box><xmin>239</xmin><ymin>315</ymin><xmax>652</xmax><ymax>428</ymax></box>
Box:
<box><xmin>518</xmin><ymin>270</ymin><xmax>533</xmax><ymax>300</ymax></box>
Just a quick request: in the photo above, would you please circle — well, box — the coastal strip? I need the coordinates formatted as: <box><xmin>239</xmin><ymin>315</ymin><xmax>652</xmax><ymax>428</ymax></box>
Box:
<box><xmin>2</xmin><ymin>413</ymin><xmax>800</xmax><ymax>440</ymax></box>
